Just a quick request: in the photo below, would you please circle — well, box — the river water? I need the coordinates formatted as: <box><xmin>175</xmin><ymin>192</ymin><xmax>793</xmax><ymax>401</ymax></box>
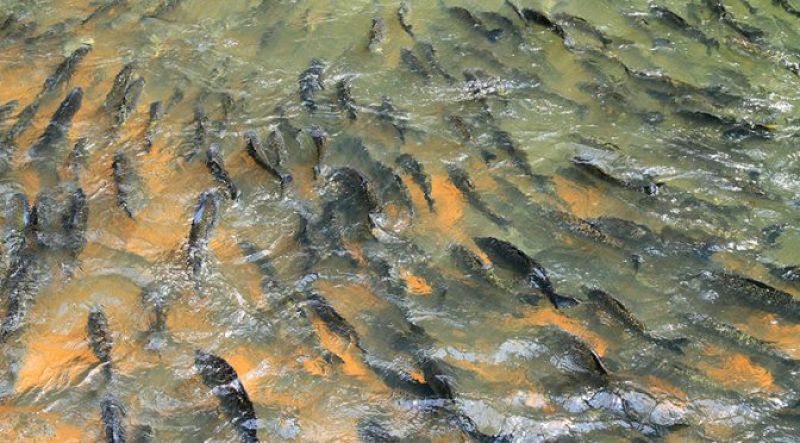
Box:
<box><xmin>0</xmin><ymin>0</ymin><xmax>799</xmax><ymax>441</ymax></box>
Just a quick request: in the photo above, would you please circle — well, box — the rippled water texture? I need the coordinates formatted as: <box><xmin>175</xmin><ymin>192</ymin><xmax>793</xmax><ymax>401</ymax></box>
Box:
<box><xmin>0</xmin><ymin>0</ymin><xmax>799</xmax><ymax>441</ymax></box>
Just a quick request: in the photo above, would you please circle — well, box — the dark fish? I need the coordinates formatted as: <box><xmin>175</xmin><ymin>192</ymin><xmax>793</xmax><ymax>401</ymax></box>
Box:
<box><xmin>447</xmin><ymin>166</ymin><xmax>509</xmax><ymax>228</ymax></box>
<box><xmin>710</xmin><ymin>272</ymin><xmax>800</xmax><ymax>320</ymax></box>
<box><xmin>31</xmin><ymin>189</ymin><xmax>63</xmax><ymax>248</ymax></box>
<box><xmin>66</xmin><ymin>137</ymin><xmax>90</xmax><ymax>178</ymax></box>
<box><xmin>28</xmin><ymin>87</ymin><xmax>84</xmax><ymax>159</ymax></box>
<box><xmin>774</xmin><ymin>0</ymin><xmax>800</xmax><ymax>18</ymax></box>
<box><xmin>112</xmin><ymin>151</ymin><xmax>147</xmax><ymax>218</ymax></box>
<box><xmin>492</xmin><ymin>130</ymin><xmax>533</xmax><ymax>177</ymax></box>
<box><xmin>446</xmin><ymin>6</ymin><xmax>503</xmax><ymax>42</ymax></box>
<box><xmin>104</xmin><ymin>63</ymin><xmax>136</xmax><ymax>114</ymax></box>
<box><xmin>474</xmin><ymin>236</ymin><xmax>580</xmax><ymax>308</ymax></box>
<box><xmin>649</xmin><ymin>5</ymin><xmax>719</xmax><ymax>49</ymax></box>
<box><xmin>206</xmin><ymin>144</ymin><xmax>239</xmax><ymax>200</ymax></box>
<box><xmin>308</xmin><ymin>125</ymin><xmax>328</xmax><ymax>177</ymax></box>
<box><xmin>549</xmin><ymin>327</ymin><xmax>609</xmax><ymax>380</ymax></box>
<box><xmin>586</xmin><ymin>288</ymin><xmax>688</xmax><ymax>353</ymax></box>
<box><xmin>114</xmin><ymin>77</ymin><xmax>145</xmax><ymax>127</ymax></box>
<box><xmin>188</xmin><ymin>189</ymin><xmax>222</xmax><ymax>279</ymax></box>
<box><xmin>165</xmin><ymin>87</ymin><xmax>184</xmax><ymax>113</ymax></box>
<box><xmin>676</xmin><ymin>109</ymin><xmax>773</xmax><ymax>140</ymax></box>
<box><xmin>3</xmin><ymin>193</ymin><xmax>30</xmax><ymax>268</ymax></box>
<box><xmin>143</xmin><ymin>101</ymin><xmax>163</xmax><ymax>152</ymax></box>
<box><xmin>63</xmin><ymin>187</ymin><xmax>89</xmax><ymax>257</ymax></box>
<box><xmin>684</xmin><ymin>313</ymin><xmax>795</xmax><ymax>366</ymax></box>
<box><xmin>298</xmin><ymin>58</ymin><xmax>325</xmax><ymax>112</ymax></box>
<box><xmin>368</xmin><ymin>17</ymin><xmax>387</xmax><ymax>52</ymax></box>
<box><xmin>768</xmin><ymin>264</ymin><xmax>800</xmax><ymax>283</ymax></box>
<box><xmin>357</xmin><ymin>420</ymin><xmax>401</xmax><ymax>443</ymax></box>
<box><xmin>322</xmin><ymin>167</ymin><xmax>380</xmax><ymax>240</ymax></box>
<box><xmin>44</xmin><ymin>44</ymin><xmax>92</xmax><ymax>93</ymax></box>
<box><xmin>397</xmin><ymin>2</ymin><xmax>414</xmax><ymax>38</ymax></box>
<box><xmin>0</xmin><ymin>100</ymin><xmax>18</xmax><ymax>124</ymax></box>
<box><xmin>571</xmin><ymin>156</ymin><xmax>661</xmax><ymax>196</ymax></box>
<box><xmin>416</xmin><ymin>41</ymin><xmax>455</xmax><ymax>83</ymax></box>
<box><xmin>185</xmin><ymin>106</ymin><xmax>208</xmax><ymax>161</ymax></box>
<box><xmin>445</xmin><ymin>114</ymin><xmax>472</xmax><ymax>142</ymax></box>
<box><xmin>101</xmin><ymin>394</ymin><xmax>127</xmax><ymax>443</ymax></box>
<box><xmin>463</xmin><ymin>68</ymin><xmax>506</xmax><ymax>100</ymax></box>
<box><xmin>87</xmin><ymin>307</ymin><xmax>114</xmax><ymax>380</ymax></box>
<box><xmin>552</xmin><ymin>13</ymin><xmax>613</xmax><ymax>46</ymax></box>
<box><xmin>336</xmin><ymin>78</ymin><xmax>358</xmax><ymax>120</ymax></box>
<box><xmin>82</xmin><ymin>0</ymin><xmax>128</xmax><ymax>26</ymax></box>
<box><xmin>194</xmin><ymin>350</ymin><xmax>259</xmax><ymax>443</ymax></box>
<box><xmin>0</xmin><ymin>252</ymin><xmax>38</xmax><ymax>343</ymax></box>
<box><xmin>131</xmin><ymin>425</ymin><xmax>154</xmax><ymax>443</ymax></box>
<box><xmin>519</xmin><ymin>8</ymin><xmax>567</xmax><ymax>40</ymax></box>
<box><xmin>376</xmin><ymin>96</ymin><xmax>408</xmax><ymax>143</ymax></box>
<box><xmin>400</xmin><ymin>48</ymin><xmax>431</xmax><ymax>80</ymax></box>
<box><xmin>448</xmin><ymin>243</ymin><xmax>515</xmax><ymax>295</ymax></box>
<box><xmin>702</xmin><ymin>0</ymin><xmax>765</xmax><ymax>42</ymax></box>
<box><xmin>395</xmin><ymin>154</ymin><xmax>434</xmax><ymax>211</ymax></box>
<box><xmin>244</xmin><ymin>130</ymin><xmax>292</xmax><ymax>192</ymax></box>
<box><xmin>141</xmin><ymin>283</ymin><xmax>169</xmax><ymax>341</ymax></box>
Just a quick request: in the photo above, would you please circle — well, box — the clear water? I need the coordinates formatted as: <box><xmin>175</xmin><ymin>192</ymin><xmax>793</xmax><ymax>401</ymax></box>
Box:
<box><xmin>0</xmin><ymin>0</ymin><xmax>799</xmax><ymax>441</ymax></box>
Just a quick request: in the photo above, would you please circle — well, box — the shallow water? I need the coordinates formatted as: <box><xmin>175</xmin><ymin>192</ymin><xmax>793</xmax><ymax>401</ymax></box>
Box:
<box><xmin>0</xmin><ymin>0</ymin><xmax>799</xmax><ymax>441</ymax></box>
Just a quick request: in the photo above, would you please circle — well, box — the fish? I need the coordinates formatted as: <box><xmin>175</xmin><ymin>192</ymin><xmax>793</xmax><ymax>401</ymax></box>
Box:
<box><xmin>336</xmin><ymin>78</ymin><xmax>358</xmax><ymax>120</ymax></box>
<box><xmin>586</xmin><ymin>288</ymin><xmax>688</xmax><ymax>353</ymax></box>
<box><xmin>357</xmin><ymin>420</ymin><xmax>402</xmax><ymax>443</ymax></box>
<box><xmin>400</xmin><ymin>48</ymin><xmax>431</xmax><ymax>81</ymax></box>
<box><xmin>188</xmin><ymin>189</ymin><xmax>222</xmax><ymax>280</ymax></box>
<box><xmin>320</xmin><ymin>167</ymin><xmax>380</xmax><ymax>242</ymax></box>
<box><xmin>445</xmin><ymin>114</ymin><xmax>473</xmax><ymax>142</ymax></box>
<box><xmin>649</xmin><ymin>5</ymin><xmax>719</xmax><ymax>49</ymax></box>
<box><xmin>44</xmin><ymin>44</ymin><xmax>92</xmax><ymax>93</ymax></box>
<box><xmin>66</xmin><ymin>137</ymin><xmax>90</xmax><ymax>179</ymax></box>
<box><xmin>244</xmin><ymin>130</ymin><xmax>292</xmax><ymax>192</ymax></box>
<box><xmin>140</xmin><ymin>283</ymin><xmax>169</xmax><ymax>346</ymax></box>
<box><xmin>112</xmin><ymin>150</ymin><xmax>148</xmax><ymax>218</ymax></box>
<box><xmin>774</xmin><ymin>0</ymin><xmax>800</xmax><ymax>18</ymax></box>
<box><xmin>709</xmin><ymin>272</ymin><xmax>800</xmax><ymax>320</ymax></box>
<box><xmin>416</xmin><ymin>41</ymin><xmax>455</xmax><ymax>83</ymax></box>
<box><xmin>552</xmin><ymin>12</ymin><xmax>613</xmax><ymax>46</ymax></box>
<box><xmin>549</xmin><ymin>327</ymin><xmax>609</xmax><ymax>381</ymax></box>
<box><xmin>376</xmin><ymin>96</ymin><xmax>408</xmax><ymax>143</ymax></box>
<box><xmin>184</xmin><ymin>106</ymin><xmax>208</xmax><ymax>161</ymax></box>
<box><xmin>517</xmin><ymin>7</ymin><xmax>567</xmax><ymax>40</ymax></box>
<box><xmin>194</xmin><ymin>350</ymin><xmax>259</xmax><ymax>443</ymax></box>
<box><xmin>101</xmin><ymin>394</ymin><xmax>127</xmax><ymax>443</ymax></box>
<box><xmin>446</xmin><ymin>6</ymin><xmax>503</xmax><ymax>42</ymax></box>
<box><xmin>768</xmin><ymin>264</ymin><xmax>800</xmax><ymax>283</ymax></box>
<box><xmin>0</xmin><ymin>251</ymin><xmax>37</xmax><ymax>344</ymax></box>
<box><xmin>367</xmin><ymin>17</ymin><xmax>386</xmax><ymax>52</ymax></box>
<box><xmin>397</xmin><ymin>2</ymin><xmax>414</xmax><ymax>38</ymax></box>
<box><xmin>114</xmin><ymin>77</ymin><xmax>145</xmax><ymax>127</ymax></box>
<box><xmin>104</xmin><ymin>63</ymin><xmax>136</xmax><ymax>114</ymax></box>
<box><xmin>474</xmin><ymin>236</ymin><xmax>580</xmax><ymax>308</ymax></box>
<box><xmin>82</xmin><ymin>0</ymin><xmax>128</xmax><ymax>26</ymax></box>
<box><xmin>28</xmin><ymin>87</ymin><xmax>84</xmax><ymax>159</ymax></box>
<box><xmin>143</xmin><ymin>0</ymin><xmax>185</xmax><ymax>20</ymax></box>
<box><xmin>87</xmin><ymin>307</ymin><xmax>114</xmax><ymax>380</ymax></box>
<box><xmin>703</xmin><ymin>0</ymin><xmax>765</xmax><ymax>42</ymax></box>
<box><xmin>206</xmin><ymin>144</ymin><xmax>239</xmax><ymax>200</ymax></box>
<box><xmin>298</xmin><ymin>58</ymin><xmax>325</xmax><ymax>112</ymax></box>
<box><xmin>491</xmin><ymin>129</ymin><xmax>533</xmax><ymax>177</ymax></box>
<box><xmin>31</xmin><ymin>189</ymin><xmax>63</xmax><ymax>248</ymax></box>
<box><xmin>2</xmin><ymin>193</ymin><xmax>30</xmax><ymax>270</ymax></box>
<box><xmin>63</xmin><ymin>187</ymin><xmax>89</xmax><ymax>257</ymax></box>
<box><xmin>571</xmin><ymin>155</ymin><xmax>661</xmax><ymax>196</ymax></box>
<box><xmin>447</xmin><ymin>165</ymin><xmax>509</xmax><ymax>228</ymax></box>
<box><xmin>143</xmin><ymin>101</ymin><xmax>163</xmax><ymax>152</ymax></box>
<box><xmin>448</xmin><ymin>243</ymin><xmax>522</xmax><ymax>299</ymax></box>
<box><xmin>395</xmin><ymin>153</ymin><xmax>434</xmax><ymax>212</ymax></box>
<box><xmin>0</xmin><ymin>100</ymin><xmax>18</xmax><ymax>124</ymax></box>
<box><xmin>308</xmin><ymin>125</ymin><xmax>328</xmax><ymax>177</ymax></box>
<box><xmin>684</xmin><ymin>313</ymin><xmax>795</xmax><ymax>367</ymax></box>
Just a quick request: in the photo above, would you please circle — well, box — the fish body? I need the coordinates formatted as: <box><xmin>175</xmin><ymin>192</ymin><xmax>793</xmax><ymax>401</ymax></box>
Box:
<box><xmin>309</xmin><ymin>125</ymin><xmax>328</xmax><ymax>177</ymax></box>
<box><xmin>188</xmin><ymin>189</ymin><xmax>222</xmax><ymax>279</ymax></box>
<box><xmin>376</xmin><ymin>96</ymin><xmax>407</xmax><ymax>143</ymax></box>
<box><xmin>112</xmin><ymin>151</ymin><xmax>147</xmax><ymax>218</ymax></box>
<box><xmin>185</xmin><ymin>106</ymin><xmax>208</xmax><ymax>161</ymax></box>
<box><xmin>195</xmin><ymin>350</ymin><xmax>259</xmax><ymax>443</ymax></box>
<box><xmin>398</xmin><ymin>2</ymin><xmax>414</xmax><ymax>37</ymax></box>
<box><xmin>416</xmin><ymin>41</ymin><xmax>455</xmax><ymax>83</ymax></box>
<box><xmin>244</xmin><ymin>130</ymin><xmax>292</xmax><ymax>191</ymax></box>
<box><xmin>0</xmin><ymin>252</ymin><xmax>38</xmax><ymax>343</ymax></box>
<box><xmin>143</xmin><ymin>101</ymin><xmax>163</xmax><ymax>152</ymax></box>
<box><xmin>336</xmin><ymin>79</ymin><xmax>358</xmax><ymax>120</ymax></box>
<box><xmin>650</xmin><ymin>5</ymin><xmax>719</xmax><ymax>49</ymax></box>
<box><xmin>87</xmin><ymin>308</ymin><xmax>114</xmax><ymax>379</ymax></box>
<box><xmin>474</xmin><ymin>236</ymin><xmax>580</xmax><ymax>308</ymax></box>
<box><xmin>101</xmin><ymin>394</ymin><xmax>127</xmax><ymax>443</ymax></box>
<box><xmin>446</xmin><ymin>6</ymin><xmax>503</xmax><ymax>42</ymax></box>
<box><xmin>492</xmin><ymin>130</ymin><xmax>533</xmax><ymax>177</ymax></box>
<box><xmin>298</xmin><ymin>59</ymin><xmax>325</xmax><ymax>112</ymax></box>
<box><xmin>114</xmin><ymin>77</ymin><xmax>145</xmax><ymax>127</ymax></box>
<box><xmin>587</xmin><ymin>288</ymin><xmax>687</xmax><ymax>352</ymax></box>
<box><xmin>63</xmin><ymin>187</ymin><xmax>89</xmax><ymax>257</ymax></box>
<box><xmin>29</xmin><ymin>87</ymin><xmax>84</xmax><ymax>159</ymax></box>
<box><xmin>400</xmin><ymin>48</ymin><xmax>431</xmax><ymax>80</ymax></box>
<box><xmin>105</xmin><ymin>63</ymin><xmax>136</xmax><ymax>113</ymax></box>
<box><xmin>206</xmin><ymin>144</ymin><xmax>239</xmax><ymax>200</ymax></box>
<box><xmin>368</xmin><ymin>17</ymin><xmax>386</xmax><ymax>52</ymax></box>
<box><xmin>685</xmin><ymin>313</ymin><xmax>795</xmax><ymax>366</ymax></box>
<box><xmin>44</xmin><ymin>44</ymin><xmax>92</xmax><ymax>93</ymax></box>
<box><xmin>3</xmin><ymin>193</ymin><xmax>30</xmax><ymax>268</ymax></box>
<box><xmin>447</xmin><ymin>166</ymin><xmax>509</xmax><ymax>227</ymax></box>
<box><xmin>520</xmin><ymin>8</ymin><xmax>567</xmax><ymax>40</ymax></box>
<box><xmin>550</xmin><ymin>327</ymin><xmax>609</xmax><ymax>380</ymax></box>
<box><xmin>712</xmin><ymin>272</ymin><xmax>800</xmax><ymax>320</ymax></box>
<box><xmin>395</xmin><ymin>154</ymin><xmax>434</xmax><ymax>211</ymax></box>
